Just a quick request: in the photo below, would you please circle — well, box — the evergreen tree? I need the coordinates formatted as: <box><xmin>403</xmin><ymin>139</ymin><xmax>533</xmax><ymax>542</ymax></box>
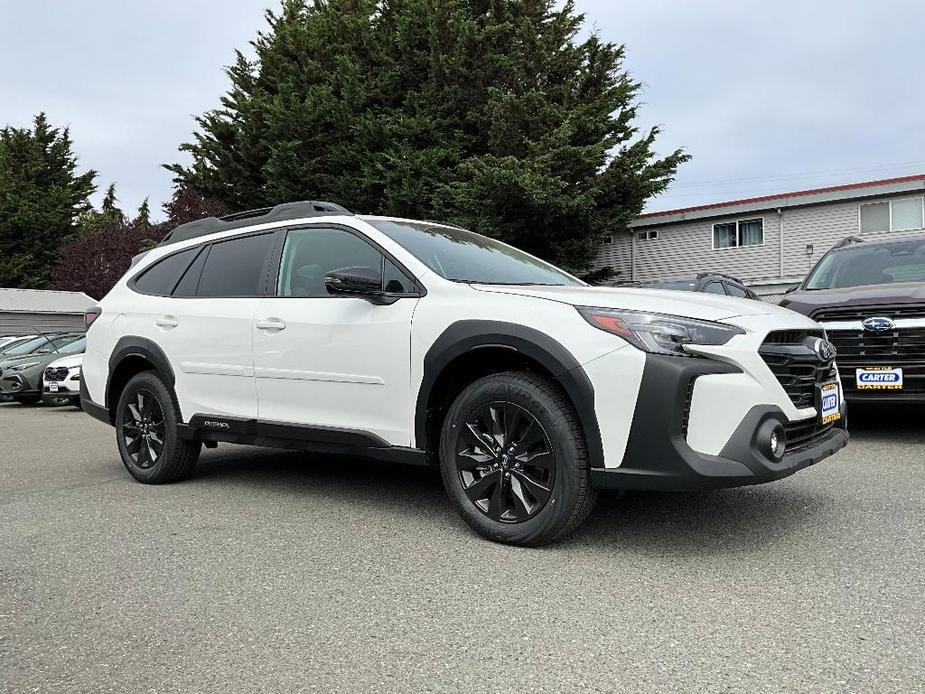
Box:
<box><xmin>0</xmin><ymin>113</ymin><xmax>96</xmax><ymax>287</ymax></box>
<box><xmin>168</xmin><ymin>0</ymin><xmax>688</xmax><ymax>278</ymax></box>
<box><xmin>135</xmin><ymin>198</ymin><xmax>152</xmax><ymax>228</ymax></box>
<box><xmin>100</xmin><ymin>183</ymin><xmax>127</xmax><ymax>225</ymax></box>
<box><xmin>75</xmin><ymin>182</ymin><xmax>127</xmax><ymax>236</ymax></box>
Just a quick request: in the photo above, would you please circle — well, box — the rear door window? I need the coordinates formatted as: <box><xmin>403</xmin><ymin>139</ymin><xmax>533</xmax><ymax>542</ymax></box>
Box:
<box><xmin>704</xmin><ymin>281</ymin><xmax>727</xmax><ymax>295</ymax></box>
<box><xmin>197</xmin><ymin>232</ymin><xmax>278</xmax><ymax>297</ymax></box>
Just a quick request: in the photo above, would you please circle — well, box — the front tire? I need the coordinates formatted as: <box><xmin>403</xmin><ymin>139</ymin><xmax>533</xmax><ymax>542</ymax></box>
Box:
<box><xmin>439</xmin><ymin>372</ymin><xmax>597</xmax><ymax>546</ymax></box>
<box><xmin>115</xmin><ymin>371</ymin><xmax>200</xmax><ymax>483</ymax></box>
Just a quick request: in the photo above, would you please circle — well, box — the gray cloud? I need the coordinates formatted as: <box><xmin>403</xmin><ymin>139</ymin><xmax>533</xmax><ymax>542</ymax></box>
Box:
<box><xmin>2</xmin><ymin>0</ymin><xmax>921</xmax><ymax>217</ymax></box>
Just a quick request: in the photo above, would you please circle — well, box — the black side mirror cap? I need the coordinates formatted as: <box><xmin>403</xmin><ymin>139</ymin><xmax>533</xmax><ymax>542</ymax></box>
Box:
<box><xmin>324</xmin><ymin>266</ymin><xmax>398</xmax><ymax>305</ymax></box>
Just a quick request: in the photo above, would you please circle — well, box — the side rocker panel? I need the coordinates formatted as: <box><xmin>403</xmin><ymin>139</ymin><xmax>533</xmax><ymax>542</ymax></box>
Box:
<box><xmin>415</xmin><ymin>320</ymin><xmax>605</xmax><ymax>469</ymax></box>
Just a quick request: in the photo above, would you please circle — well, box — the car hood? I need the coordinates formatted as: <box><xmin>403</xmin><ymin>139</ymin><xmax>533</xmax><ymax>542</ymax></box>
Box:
<box><xmin>46</xmin><ymin>354</ymin><xmax>83</xmax><ymax>370</ymax></box>
<box><xmin>0</xmin><ymin>353</ymin><xmax>61</xmax><ymax>370</ymax></box>
<box><xmin>781</xmin><ymin>282</ymin><xmax>925</xmax><ymax>317</ymax></box>
<box><xmin>469</xmin><ymin>284</ymin><xmax>803</xmax><ymax>322</ymax></box>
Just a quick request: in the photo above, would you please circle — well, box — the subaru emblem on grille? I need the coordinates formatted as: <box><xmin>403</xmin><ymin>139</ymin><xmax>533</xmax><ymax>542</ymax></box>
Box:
<box><xmin>813</xmin><ymin>338</ymin><xmax>837</xmax><ymax>362</ymax></box>
<box><xmin>863</xmin><ymin>316</ymin><xmax>894</xmax><ymax>332</ymax></box>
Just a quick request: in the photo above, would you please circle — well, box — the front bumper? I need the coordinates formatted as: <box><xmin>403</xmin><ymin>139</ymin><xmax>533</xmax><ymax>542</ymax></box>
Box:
<box><xmin>42</xmin><ymin>382</ymin><xmax>79</xmax><ymax>402</ymax></box>
<box><xmin>591</xmin><ymin>354</ymin><xmax>849</xmax><ymax>491</ymax></box>
<box><xmin>0</xmin><ymin>373</ymin><xmax>40</xmax><ymax>396</ymax></box>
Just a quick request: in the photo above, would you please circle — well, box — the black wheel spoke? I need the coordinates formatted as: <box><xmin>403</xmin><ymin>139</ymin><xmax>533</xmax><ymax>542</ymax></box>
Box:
<box><xmin>488</xmin><ymin>405</ymin><xmax>505</xmax><ymax>447</ymax></box>
<box><xmin>487</xmin><ymin>474</ymin><xmax>507</xmax><ymax>518</ymax></box>
<box><xmin>136</xmin><ymin>438</ymin><xmax>149</xmax><ymax>467</ymax></box>
<box><xmin>515</xmin><ymin>448</ymin><xmax>554</xmax><ymax>469</ymax></box>
<box><xmin>125</xmin><ymin>435</ymin><xmax>141</xmax><ymax>455</ymax></box>
<box><xmin>461</xmin><ymin>423</ymin><xmax>495</xmax><ymax>456</ymax></box>
<box><xmin>463</xmin><ymin>470</ymin><xmax>500</xmax><ymax>502</ymax></box>
<box><xmin>503</xmin><ymin>404</ymin><xmax>524</xmax><ymax>449</ymax></box>
<box><xmin>516</xmin><ymin>419</ymin><xmax>546</xmax><ymax>451</ymax></box>
<box><xmin>508</xmin><ymin>475</ymin><xmax>534</xmax><ymax>519</ymax></box>
<box><xmin>513</xmin><ymin>470</ymin><xmax>552</xmax><ymax>507</ymax></box>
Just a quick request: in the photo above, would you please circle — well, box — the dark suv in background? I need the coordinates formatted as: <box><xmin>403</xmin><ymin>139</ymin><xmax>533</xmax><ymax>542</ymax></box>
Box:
<box><xmin>780</xmin><ymin>235</ymin><xmax>925</xmax><ymax>402</ymax></box>
<box><xmin>637</xmin><ymin>273</ymin><xmax>761</xmax><ymax>300</ymax></box>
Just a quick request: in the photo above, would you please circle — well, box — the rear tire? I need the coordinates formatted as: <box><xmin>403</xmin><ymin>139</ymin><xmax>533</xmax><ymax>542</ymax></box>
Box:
<box><xmin>115</xmin><ymin>371</ymin><xmax>200</xmax><ymax>483</ymax></box>
<box><xmin>439</xmin><ymin>371</ymin><xmax>597</xmax><ymax>546</ymax></box>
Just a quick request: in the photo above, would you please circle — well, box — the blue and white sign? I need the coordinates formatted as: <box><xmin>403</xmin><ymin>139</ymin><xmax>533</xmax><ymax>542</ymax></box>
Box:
<box><xmin>819</xmin><ymin>382</ymin><xmax>840</xmax><ymax>424</ymax></box>
<box><xmin>855</xmin><ymin>367</ymin><xmax>903</xmax><ymax>390</ymax></box>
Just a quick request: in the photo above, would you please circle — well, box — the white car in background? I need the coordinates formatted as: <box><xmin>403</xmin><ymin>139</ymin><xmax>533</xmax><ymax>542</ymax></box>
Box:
<box><xmin>42</xmin><ymin>353</ymin><xmax>83</xmax><ymax>406</ymax></box>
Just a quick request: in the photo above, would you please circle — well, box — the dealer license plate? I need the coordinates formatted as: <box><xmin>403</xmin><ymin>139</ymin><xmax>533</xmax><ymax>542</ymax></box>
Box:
<box><xmin>855</xmin><ymin>367</ymin><xmax>903</xmax><ymax>390</ymax></box>
<box><xmin>818</xmin><ymin>382</ymin><xmax>840</xmax><ymax>425</ymax></box>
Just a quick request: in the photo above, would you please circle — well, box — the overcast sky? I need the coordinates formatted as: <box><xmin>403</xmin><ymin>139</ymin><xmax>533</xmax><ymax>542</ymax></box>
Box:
<box><xmin>2</xmin><ymin>0</ymin><xmax>923</xmax><ymax>219</ymax></box>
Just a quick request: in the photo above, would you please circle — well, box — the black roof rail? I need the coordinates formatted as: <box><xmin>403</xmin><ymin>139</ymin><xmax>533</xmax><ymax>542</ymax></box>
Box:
<box><xmin>158</xmin><ymin>200</ymin><xmax>352</xmax><ymax>247</ymax></box>
<box><xmin>696</xmin><ymin>271</ymin><xmax>746</xmax><ymax>285</ymax></box>
<box><xmin>831</xmin><ymin>235</ymin><xmax>864</xmax><ymax>249</ymax></box>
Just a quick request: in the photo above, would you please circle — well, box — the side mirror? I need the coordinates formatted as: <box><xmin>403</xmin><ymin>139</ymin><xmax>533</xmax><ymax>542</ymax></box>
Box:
<box><xmin>324</xmin><ymin>266</ymin><xmax>397</xmax><ymax>305</ymax></box>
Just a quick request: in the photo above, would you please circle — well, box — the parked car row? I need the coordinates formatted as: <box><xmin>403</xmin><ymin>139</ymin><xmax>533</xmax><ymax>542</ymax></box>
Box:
<box><xmin>0</xmin><ymin>332</ymin><xmax>85</xmax><ymax>406</ymax></box>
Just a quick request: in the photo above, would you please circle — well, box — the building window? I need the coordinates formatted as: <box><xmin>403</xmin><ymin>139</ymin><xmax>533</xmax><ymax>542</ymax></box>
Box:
<box><xmin>712</xmin><ymin>218</ymin><xmax>763</xmax><ymax>249</ymax></box>
<box><xmin>861</xmin><ymin>197</ymin><xmax>925</xmax><ymax>233</ymax></box>
<box><xmin>602</xmin><ymin>235</ymin><xmax>613</xmax><ymax>244</ymax></box>
<box><xmin>636</xmin><ymin>230</ymin><xmax>658</xmax><ymax>241</ymax></box>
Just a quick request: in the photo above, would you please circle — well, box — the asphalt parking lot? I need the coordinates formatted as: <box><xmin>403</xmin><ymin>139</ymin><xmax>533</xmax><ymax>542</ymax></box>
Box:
<box><xmin>1</xmin><ymin>402</ymin><xmax>923</xmax><ymax>693</ymax></box>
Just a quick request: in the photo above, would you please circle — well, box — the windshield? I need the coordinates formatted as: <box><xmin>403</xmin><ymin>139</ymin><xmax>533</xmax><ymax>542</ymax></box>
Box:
<box><xmin>805</xmin><ymin>239</ymin><xmax>925</xmax><ymax>289</ymax></box>
<box><xmin>367</xmin><ymin>220</ymin><xmax>582</xmax><ymax>286</ymax></box>
<box><xmin>59</xmin><ymin>337</ymin><xmax>86</xmax><ymax>354</ymax></box>
<box><xmin>1</xmin><ymin>334</ymin><xmax>82</xmax><ymax>357</ymax></box>
<box><xmin>0</xmin><ymin>337</ymin><xmax>34</xmax><ymax>354</ymax></box>
<box><xmin>2</xmin><ymin>335</ymin><xmax>54</xmax><ymax>356</ymax></box>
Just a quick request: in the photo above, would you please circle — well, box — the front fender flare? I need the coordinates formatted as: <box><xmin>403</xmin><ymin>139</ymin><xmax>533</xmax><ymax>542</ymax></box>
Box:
<box><xmin>415</xmin><ymin>320</ymin><xmax>604</xmax><ymax>468</ymax></box>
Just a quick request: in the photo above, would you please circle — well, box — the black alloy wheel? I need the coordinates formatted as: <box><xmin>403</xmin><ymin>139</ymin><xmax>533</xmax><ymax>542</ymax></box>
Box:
<box><xmin>455</xmin><ymin>401</ymin><xmax>555</xmax><ymax>523</ymax></box>
<box><xmin>121</xmin><ymin>388</ymin><xmax>166</xmax><ymax>470</ymax></box>
<box><xmin>439</xmin><ymin>371</ymin><xmax>597</xmax><ymax>547</ymax></box>
<box><xmin>115</xmin><ymin>371</ymin><xmax>200</xmax><ymax>483</ymax></box>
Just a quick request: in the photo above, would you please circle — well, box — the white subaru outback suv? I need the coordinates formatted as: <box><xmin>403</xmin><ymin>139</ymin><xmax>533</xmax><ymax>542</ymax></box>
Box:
<box><xmin>81</xmin><ymin>201</ymin><xmax>848</xmax><ymax>545</ymax></box>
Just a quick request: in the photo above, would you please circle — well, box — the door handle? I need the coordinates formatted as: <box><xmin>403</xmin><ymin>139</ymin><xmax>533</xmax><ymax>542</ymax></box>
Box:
<box><xmin>155</xmin><ymin>315</ymin><xmax>179</xmax><ymax>328</ymax></box>
<box><xmin>256</xmin><ymin>318</ymin><xmax>287</xmax><ymax>331</ymax></box>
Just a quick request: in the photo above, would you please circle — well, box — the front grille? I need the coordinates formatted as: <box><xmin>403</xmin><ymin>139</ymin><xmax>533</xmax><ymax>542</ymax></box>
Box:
<box><xmin>783</xmin><ymin>417</ymin><xmax>835</xmax><ymax>453</ymax></box>
<box><xmin>759</xmin><ymin>330</ymin><xmax>835</xmax><ymax>409</ymax></box>
<box><xmin>44</xmin><ymin>366</ymin><xmax>69</xmax><ymax>382</ymax></box>
<box><xmin>826</xmin><ymin>328</ymin><xmax>925</xmax><ymax>394</ymax></box>
<box><xmin>811</xmin><ymin>304</ymin><xmax>925</xmax><ymax>322</ymax></box>
<box><xmin>826</xmin><ymin>328</ymin><xmax>925</xmax><ymax>361</ymax></box>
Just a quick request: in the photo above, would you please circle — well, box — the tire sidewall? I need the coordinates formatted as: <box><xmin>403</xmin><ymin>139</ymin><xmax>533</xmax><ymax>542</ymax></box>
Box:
<box><xmin>439</xmin><ymin>375</ymin><xmax>585</xmax><ymax>546</ymax></box>
<box><xmin>115</xmin><ymin>371</ymin><xmax>183</xmax><ymax>483</ymax></box>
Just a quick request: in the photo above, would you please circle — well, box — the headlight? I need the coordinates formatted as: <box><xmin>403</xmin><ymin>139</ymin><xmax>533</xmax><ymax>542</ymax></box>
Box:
<box><xmin>8</xmin><ymin>361</ymin><xmax>39</xmax><ymax>372</ymax></box>
<box><xmin>576</xmin><ymin>307</ymin><xmax>744</xmax><ymax>357</ymax></box>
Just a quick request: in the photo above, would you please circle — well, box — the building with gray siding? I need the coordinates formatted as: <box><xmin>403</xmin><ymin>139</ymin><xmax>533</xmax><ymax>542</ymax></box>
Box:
<box><xmin>594</xmin><ymin>174</ymin><xmax>925</xmax><ymax>300</ymax></box>
<box><xmin>0</xmin><ymin>288</ymin><xmax>94</xmax><ymax>336</ymax></box>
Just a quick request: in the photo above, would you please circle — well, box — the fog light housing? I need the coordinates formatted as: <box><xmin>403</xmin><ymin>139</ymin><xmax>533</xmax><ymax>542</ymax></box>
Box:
<box><xmin>756</xmin><ymin>420</ymin><xmax>786</xmax><ymax>461</ymax></box>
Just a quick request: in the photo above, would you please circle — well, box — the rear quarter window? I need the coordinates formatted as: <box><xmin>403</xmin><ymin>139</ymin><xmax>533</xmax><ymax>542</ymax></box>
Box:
<box><xmin>133</xmin><ymin>248</ymin><xmax>198</xmax><ymax>296</ymax></box>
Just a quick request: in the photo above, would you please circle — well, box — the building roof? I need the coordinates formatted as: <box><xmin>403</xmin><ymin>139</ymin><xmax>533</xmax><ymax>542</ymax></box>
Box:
<box><xmin>632</xmin><ymin>174</ymin><xmax>925</xmax><ymax>228</ymax></box>
<box><xmin>0</xmin><ymin>288</ymin><xmax>95</xmax><ymax>314</ymax></box>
